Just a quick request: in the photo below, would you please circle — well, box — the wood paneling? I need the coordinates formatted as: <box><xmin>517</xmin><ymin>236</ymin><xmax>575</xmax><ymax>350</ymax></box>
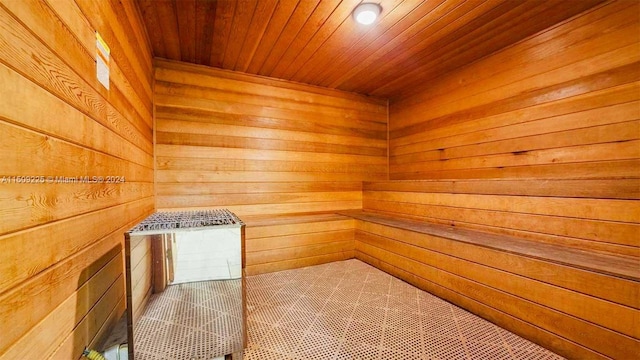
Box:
<box><xmin>3</xmin><ymin>0</ymin><xmax>637</xmax><ymax>358</ymax></box>
<box><xmin>154</xmin><ymin>59</ymin><xmax>385</xmax><ymax>274</ymax></box>
<box><xmin>348</xmin><ymin>211</ymin><xmax>640</xmax><ymax>359</ymax></box>
<box><xmin>154</xmin><ymin>59</ymin><xmax>387</xmax><ymax>216</ymax></box>
<box><xmin>0</xmin><ymin>0</ymin><xmax>153</xmax><ymax>358</ymax></box>
<box><xmin>344</xmin><ymin>210</ymin><xmax>640</xmax><ymax>283</ymax></box>
<box><xmin>125</xmin><ymin>235</ymin><xmax>153</xmax><ymax>326</ymax></box>
<box><xmin>379</xmin><ymin>1</ymin><xmax>640</xmax><ymax>255</ymax></box>
<box><xmin>352</xmin><ymin>3</ymin><xmax>640</xmax><ymax>358</ymax></box>
<box><xmin>389</xmin><ymin>1</ymin><xmax>640</xmax><ymax>180</ymax></box>
<box><xmin>356</xmin><ymin>250</ymin><xmax>635</xmax><ymax>360</ymax></box>
<box><xmin>376</xmin><ymin>2</ymin><xmax>640</xmax><ymax>253</ymax></box>
<box><xmin>136</xmin><ymin>0</ymin><xmax>604</xmax><ymax>98</ymax></box>
<box><xmin>363</xmin><ymin>180</ymin><xmax>640</xmax><ymax>257</ymax></box>
<box><xmin>244</xmin><ymin>214</ymin><xmax>355</xmax><ymax>275</ymax></box>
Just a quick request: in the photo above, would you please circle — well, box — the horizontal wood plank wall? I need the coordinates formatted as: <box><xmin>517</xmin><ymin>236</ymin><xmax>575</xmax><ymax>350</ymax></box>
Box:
<box><xmin>356</xmin><ymin>240</ymin><xmax>639</xmax><ymax>359</ymax></box>
<box><xmin>357</xmin><ymin>2</ymin><xmax>640</xmax><ymax>359</ymax></box>
<box><xmin>154</xmin><ymin>59</ymin><xmax>387</xmax><ymax>273</ymax></box>
<box><xmin>364</xmin><ymin>179</ymin><xmax>639</xmax><ymax>257</ymax></box>
<box><xmin>354</xmin><ymin>214</ymin><xmax>640</xmax><ymax>359</ymax></box>
<box><xmin>0</xmin><ymin>0</ymin><xmax>154</xmax><ymax>359</ymax></box>
<box><xmin>389</xmin><ymin>1</ymin><xmax>639</xmax><ymax>180</ymax></box>
<box><xmin>244</xmin><ymin>214</ymin><xmax>355</xmax><ymax>276</ymax></box>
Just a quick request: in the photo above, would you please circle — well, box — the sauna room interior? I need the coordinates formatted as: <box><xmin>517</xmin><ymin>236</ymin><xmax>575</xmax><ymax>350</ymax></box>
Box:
<box><xmin>0</xmin><ymin>0</ymin><xmax>638</xmax><ymax>359</ymax></box>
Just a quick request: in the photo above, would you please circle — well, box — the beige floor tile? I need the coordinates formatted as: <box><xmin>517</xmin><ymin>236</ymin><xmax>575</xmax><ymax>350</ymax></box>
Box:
<box><xmin>243</xmin><ymin>259</ymin><xmax>565</xmax><ymax>360</ymax></box>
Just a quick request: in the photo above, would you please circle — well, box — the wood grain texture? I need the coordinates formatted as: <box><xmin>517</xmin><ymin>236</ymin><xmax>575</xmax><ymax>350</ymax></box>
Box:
<box><xmin>376</xmin><ymin>2</ymin><xmax>640</xmax><ymax>258</ymax></box>
<box><xmin>245</xmin><ymin>214</ymin><xmax>355</xmax><ymax>275</ymax></box>
<box><xmin>344</xmin><ymin>211</ymin><xmax>640</xmax><ymax>283</ymax></box>
<box><xmin>389</xmin><ymin>2</ymin><xmax>640</xmax><ymax>180</ymax></box>
<box><xmin>154</xmin><ymin>60</ymin><xmax>384</xmax><ymax>275</ymax></box>
<box><xmin>125</xmin><ymin>234</ymin><xmax>153</xmax><ymax>326</ymax></box>
<box><xmin>348</xmin><ymin>211</ymin><xmax>640</xmax><ymax>359</ymax></box>
<box><xmin>136</xmin><ymin>0</ymin><xmax>604</xmax><ymax>98</ymax></box>
<box><xmin>355</xmin><ymin>251</ymin><xmax>622</xmax><ymax>360</ymax></box>
<box><xmin>2</xmin><ymin>2</ymin><xmax>637</xmax><ymax>360</ymax></box>
<box><xmin>154</xmin><ymin>59</ymin><xmax>387</xmax><ymax>216</ymax></box>
<box><xmin>0</xmin><ymin>1</ymin><xmax>153</xmax><ymax>359</ymax></box>
<box><xmin>353</xmin><ymin>4</ymin><xmax>640</xmax><ymax>359</ymax></box>
<box><xmin>362</xmin><ymin>188</ymin><xmax>640</xmax><ymax>254</ymax></box>
<box><xmin>3</xmin><ymin>254</ymin><xmax>125</xmax><ymax>360</ymax></box>
<box><xmin>245</xmin><ymin>213</ymin><xmax>355</xmax><ymax>275</ymax></box>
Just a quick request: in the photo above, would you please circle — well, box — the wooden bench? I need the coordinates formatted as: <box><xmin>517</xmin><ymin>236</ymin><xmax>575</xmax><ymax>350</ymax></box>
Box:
<box><xmin>243</xmin><ymin>212</ymin><xmax>355</xmax><ymax>275</ymax></box>
<box><xmin>338</xmin><ymin>209</ymin><xmax>640</xmax><ymax>360</ymax></box>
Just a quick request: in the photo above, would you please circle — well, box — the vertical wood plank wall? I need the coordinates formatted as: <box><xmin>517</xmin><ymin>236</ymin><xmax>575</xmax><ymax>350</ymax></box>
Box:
<box><xmin>153</xmin><ymin>59</ymin><xmax>387</xmax><ymax>274</ymax></box>
<box><xmin>0</xmin><ymin>0</ymin><xmax>154</xmax><ymax>359</ymax></box>
<box><xmin>357</xmin><ymin>2</ymin><xmax>640</xmax><ymax>359</ymax></box>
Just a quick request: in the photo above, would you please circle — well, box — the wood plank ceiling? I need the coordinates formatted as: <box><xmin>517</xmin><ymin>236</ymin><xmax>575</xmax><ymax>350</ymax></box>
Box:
<box><xmin>137</xmin><ymin>0</ymin><xmax>605</xmax><ymax>99</ymax></box>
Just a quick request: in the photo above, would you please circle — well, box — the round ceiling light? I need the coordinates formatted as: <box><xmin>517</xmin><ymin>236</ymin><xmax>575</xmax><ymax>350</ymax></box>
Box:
<box><xmin>354</xmin><ymin>3</ymin><xmax>381</xmax><ymax>25</ymax></box>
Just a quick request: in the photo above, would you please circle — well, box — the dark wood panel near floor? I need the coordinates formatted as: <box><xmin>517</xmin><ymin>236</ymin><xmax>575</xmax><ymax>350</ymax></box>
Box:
<box><xmin>0</xmin><ymin>0</ymin><xmax>154</xmax><ymax>358</ymax></box>
<box><xmin>3</xmin><ymin>254</ymin><xmax>126</xmax><ymax>359</ymax></box>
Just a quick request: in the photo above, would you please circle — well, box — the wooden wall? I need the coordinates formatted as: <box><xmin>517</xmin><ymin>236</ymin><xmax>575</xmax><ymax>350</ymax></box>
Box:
<box><xmin>357</xmin><ymin>1</ymin><xmax>640</xmax><ymax>359</ymax></box>
<box><xmin>125</xmin><ymin>235</ymin><xmax>153</xmax><ymax>327</ymax></box>
<box><xmin>244</xmin><ymin>213</ymin><xmax>355</xmax><ymax>275</ymax></box>
<box><xmin>0</xmin><ymin>0</ymin><xmax>154</xmax><ymax>359</ymax></box>
<box><xmin>389</xmin><ymin>1</ymin><xmax>639</xmax><ymax>180</ymax></box>
<box><xmin>154</xmin><ymin>59</ymin><xmax>387</xmax><ymax>274</ymax></box>
<box><xmin>354</xmin><ymin>218</ymin><xmax>639</xmax><ymax>359</ymax></box>
<box><xmin>381</xmin><ymin>0</ymin><xmax>640</xmax><ymax>256</ymax></box>
<box><xmin>363</xmin><ymin>179</ymin><xmax>639</xmax><ymax>257</ymax></box>
<box><xmin>357</xmin><ymin>179</ymin><xmax>639</xmax><ymax>358</ymax></box>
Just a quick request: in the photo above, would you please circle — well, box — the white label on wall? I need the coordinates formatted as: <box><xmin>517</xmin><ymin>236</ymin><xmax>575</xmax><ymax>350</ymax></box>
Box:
<box><xmin>96</xmin><ymin>32</ymin><xmax>110</xmax><ymax>90</ymax></box>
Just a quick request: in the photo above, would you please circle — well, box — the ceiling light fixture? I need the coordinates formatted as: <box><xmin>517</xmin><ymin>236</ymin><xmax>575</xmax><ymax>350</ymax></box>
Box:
<box><xmin>353</xmin><ymin>3</ymin><xmax>381</xmax><ymax>25</ymax></box>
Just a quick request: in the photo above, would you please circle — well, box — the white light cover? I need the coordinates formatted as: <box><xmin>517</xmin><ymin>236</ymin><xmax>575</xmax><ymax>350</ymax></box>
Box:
<box><xmin>354</xmin><ymin>3</ymin><xmax>381</xmax><ymax>25</ymax></box>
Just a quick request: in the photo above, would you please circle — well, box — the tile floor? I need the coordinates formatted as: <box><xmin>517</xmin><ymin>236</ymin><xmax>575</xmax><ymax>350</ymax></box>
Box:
<box><xmin>134</xmin><ymin>280</ymin><xmax>244</xmax><ymax>359</ymax></box>
<box><xmin>243</xmin><ymin>259</ymin><xmax>564</xmax><ymax>360</ymax></box>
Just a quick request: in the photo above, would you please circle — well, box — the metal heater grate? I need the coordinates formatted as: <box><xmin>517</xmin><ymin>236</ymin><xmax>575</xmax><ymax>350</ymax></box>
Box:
<box><xmin>128</xmin><ymin>209</ymin><xmax>245</xmax><ymax>359</ymax></box>
<box><xmin>128</xmin><ymin>209</ymin><xmax>243</xmax><ymax>233</ymax></box>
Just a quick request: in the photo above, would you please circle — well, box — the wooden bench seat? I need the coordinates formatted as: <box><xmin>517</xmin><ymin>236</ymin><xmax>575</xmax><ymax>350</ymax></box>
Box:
<box><xmin>243</xmin><ymin>212</ymin><xmax>355</xmax><ymax>275</ymax></box>
<box><xmin>339</xmin><ymin>210</ymin><xmax>639</xmax><ymax>282</ymax></box>
<box><xmin>338</xmin><ymin>209</ymin><xmax>640</xmax><ymax>360</ymax></box>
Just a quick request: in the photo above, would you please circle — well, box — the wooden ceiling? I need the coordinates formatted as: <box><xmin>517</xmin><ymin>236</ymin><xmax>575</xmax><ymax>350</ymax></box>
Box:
<box><xmin>137</xmin><ymin>0</ymin><xmax>604</xmax><ymax>99</ymax></box>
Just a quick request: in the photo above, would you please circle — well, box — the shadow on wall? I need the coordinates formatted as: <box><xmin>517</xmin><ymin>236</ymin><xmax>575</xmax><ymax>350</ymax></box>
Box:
<box><xmin>72</xmin><ymin>243</ymin><xmax>126</xmax><ymax>360</ymax></box>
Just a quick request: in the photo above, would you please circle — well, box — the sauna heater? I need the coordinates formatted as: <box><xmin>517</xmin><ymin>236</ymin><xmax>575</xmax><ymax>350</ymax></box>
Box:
<box><xmin>124</xmin><ymin>209</ymin><xmax>246</xmax><ymax>360</ymax></box>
